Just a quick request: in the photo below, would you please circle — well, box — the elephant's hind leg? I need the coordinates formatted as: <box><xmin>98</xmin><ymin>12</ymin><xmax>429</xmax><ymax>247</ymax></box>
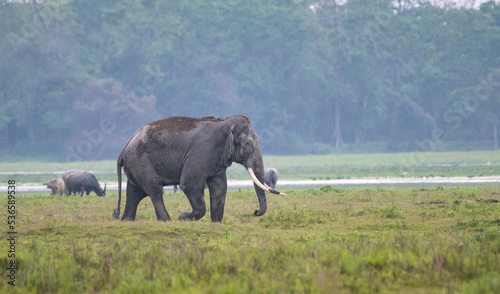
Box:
<box><xmin>122</xmin><ymin>182</ymin><xmax>147</xmax><ymax>221</ymax></box>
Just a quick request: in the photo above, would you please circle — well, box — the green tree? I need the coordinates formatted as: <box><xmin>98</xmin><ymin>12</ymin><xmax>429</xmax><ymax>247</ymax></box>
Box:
<box><xmin>0</xmin><ymin>1</ymin><xmax>80</xmax><ymax>158</ymax></box>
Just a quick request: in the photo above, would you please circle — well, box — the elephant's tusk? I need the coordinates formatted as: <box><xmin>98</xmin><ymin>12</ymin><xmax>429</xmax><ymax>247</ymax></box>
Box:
<box><xmin>247</xmin><ymin>167</ymin><xmax>269</xmax><ymax>191</ymax></box>
<box><xmin>247</xmin><ymin>167</ymin><xmax>287</xmax><ymax>196</ymax></box>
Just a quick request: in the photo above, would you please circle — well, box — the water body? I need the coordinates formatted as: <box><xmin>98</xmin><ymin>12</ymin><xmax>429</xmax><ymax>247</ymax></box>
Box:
<box><xmin>3</xmin><ymin>176</ymin><xmax>499</xmax><ymax>193</ymax></box>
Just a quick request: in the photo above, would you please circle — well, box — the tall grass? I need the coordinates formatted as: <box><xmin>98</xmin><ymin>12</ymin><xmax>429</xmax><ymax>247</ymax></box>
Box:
<box><xmin>1</xmin><ymin>185</ymin><xmax>499</xmax><ymax>293</ymax></box>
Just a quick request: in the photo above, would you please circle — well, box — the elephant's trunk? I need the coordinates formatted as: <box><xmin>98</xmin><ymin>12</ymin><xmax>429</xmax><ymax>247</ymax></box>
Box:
<box><xmin>247</xmin><ymin>166</ymin><xmax>267</xmax><ymax>216</ymax></box>
<box><xmin>247</xmin><ymin>166</ymin><xmax>287</xmax><ymax>217</ymax></box>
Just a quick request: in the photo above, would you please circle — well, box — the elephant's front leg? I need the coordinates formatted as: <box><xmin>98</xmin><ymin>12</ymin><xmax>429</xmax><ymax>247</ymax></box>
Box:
<box><xmin>207</xmin><ymin>172</ymin><xmax>227</xmax><ymax>222</ymax></box>
<box><xmin>179</xmin><ymin>179</ymin><xmax>206</xmax><ymax>221</ymax></box>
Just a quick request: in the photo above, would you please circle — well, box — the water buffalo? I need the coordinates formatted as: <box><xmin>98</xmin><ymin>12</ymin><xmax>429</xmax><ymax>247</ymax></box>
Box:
<box><xmin>63</xmin><ymin>170</ymin><xmax>106</xmax><ymax>197</ymax></box>
<box><xmin>264</xmin><ymin>168</ymin><xmax>279</xmax><ymax>189</ymax></box>
<box><xmin>44</xmin><ymin>178</ymin><xmax>65</xmax><ymax>196</ymax></box>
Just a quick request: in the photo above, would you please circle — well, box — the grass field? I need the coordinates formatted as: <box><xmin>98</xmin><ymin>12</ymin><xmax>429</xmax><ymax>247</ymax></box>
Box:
<box><xmin>1</xmin><ymin>150</ymin><xmax>499</xmax><ymax>183</ymax></box>
<box><xmin>2</xmin><ymin>185</ymin><xmax>500</xmax><ymax>293</ymax></box>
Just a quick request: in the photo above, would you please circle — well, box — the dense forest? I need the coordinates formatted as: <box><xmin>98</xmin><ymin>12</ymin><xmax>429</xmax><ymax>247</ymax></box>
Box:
<box><xmin>1</xmin><ymin>0</ymin><xmax>499</xmax><ymax>161</ymax></box>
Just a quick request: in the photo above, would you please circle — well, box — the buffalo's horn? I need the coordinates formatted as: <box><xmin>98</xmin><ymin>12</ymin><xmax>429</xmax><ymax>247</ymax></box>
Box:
<box><xmin>247</xmin><ymin>167</ymin><xmax>287</xmax><ymax>196</ymax></box>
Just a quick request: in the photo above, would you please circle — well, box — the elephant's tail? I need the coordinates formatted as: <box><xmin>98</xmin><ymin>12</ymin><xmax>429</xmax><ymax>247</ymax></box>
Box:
<box><xmin>113</xmin><ymin>154</ymin><xmax>124</xmax><ymax>219</ymax></box>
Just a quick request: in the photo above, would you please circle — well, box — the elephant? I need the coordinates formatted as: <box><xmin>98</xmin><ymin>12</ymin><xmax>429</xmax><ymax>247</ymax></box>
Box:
<box><xmin>113</xmin><ymin>115</ymin><xmax>286</xmax><ymax>222</ymax></box>
<box><xmin>44</xmin><ymin>178</ymin><xmax>65</xmax><ymax>196</ymax></box>
<box><xmin>264</xmin><ymin>168</ymin><xmax>279</xmax><ymax>189</ymax></box>
<box><xmin>173</xmin><ymin>183</ymin><xmax>207</xmax><ymax>194</ymax></box>
<box><xmin>63</xmin><ymin>170</ymin><xmax>106</xmax><ymax>197</ymax></box>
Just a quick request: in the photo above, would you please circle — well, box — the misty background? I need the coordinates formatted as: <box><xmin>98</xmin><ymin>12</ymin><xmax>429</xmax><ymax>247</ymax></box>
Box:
<box><xmin>0</xmin><ymin>0</ymin><xmax>499</xmax><ymax>162</ymax></box>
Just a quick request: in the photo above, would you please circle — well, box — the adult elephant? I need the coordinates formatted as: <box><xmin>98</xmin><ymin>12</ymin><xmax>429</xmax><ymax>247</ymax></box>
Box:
<box><xmin>113</xmin><ymin>115</ymin><xmax>286</xmax><ymax>222</ymax></box>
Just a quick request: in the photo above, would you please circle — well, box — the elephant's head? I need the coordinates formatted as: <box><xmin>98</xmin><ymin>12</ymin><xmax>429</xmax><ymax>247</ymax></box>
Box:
<box><xmin>224</xmin><ymin>116</ymin><xmax>286</xmax><ymax>216</ymax></box>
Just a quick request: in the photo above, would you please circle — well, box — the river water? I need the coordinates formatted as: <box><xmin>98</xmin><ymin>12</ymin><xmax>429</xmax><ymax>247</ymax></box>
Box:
<box><xmin>2</xmin><ymin>176</ymin><xmax>499</xmax><ymax>193</ymax></box>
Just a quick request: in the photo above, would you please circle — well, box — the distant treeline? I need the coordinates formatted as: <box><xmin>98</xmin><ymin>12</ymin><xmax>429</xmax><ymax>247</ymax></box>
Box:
<box><xmin>1</xmin><ymin>0</ymin><xmax>499</xmax><ymax>161</ymax></box>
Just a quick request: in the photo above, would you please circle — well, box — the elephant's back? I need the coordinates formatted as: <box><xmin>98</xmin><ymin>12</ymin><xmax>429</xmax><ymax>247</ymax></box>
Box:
<box><xmin>121</xmin><ymin>124</ymin><xmax>151</xmax><ymax>154</ymax></box>
<box><xmin>126</xmin><ymin>116</ymin><xmax>221</xmax><ymax>155</ymax></box>
<box><xmin>126</xmin><ymin>116</ymin><xmax>230</xmax><ymax>148</ymax></box>
<box><xmin>148</xmin><ymin>116</ymin><xmax>225</xmax><ymax>135</ymax></box>
<box><xmin>121</xmin><ymin>123</ymin><xmax>182</xmax><ymax>164</ymax></box>
<box><xmin>120</xmin><ymin>115</ymin><xmax>228</xmax><ymax>169</ymax></box>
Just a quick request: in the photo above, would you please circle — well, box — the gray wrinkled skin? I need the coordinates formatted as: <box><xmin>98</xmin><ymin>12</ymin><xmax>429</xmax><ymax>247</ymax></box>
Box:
<box><xmin>113</xmin><ymin>115</ymin><xmax>267</xmax><ymax>222</ymax></box>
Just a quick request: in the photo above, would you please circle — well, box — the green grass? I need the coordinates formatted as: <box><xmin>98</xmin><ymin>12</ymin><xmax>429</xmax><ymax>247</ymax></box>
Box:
<box><xmin>1</xmin><ymin>185</ymin><xmax>500</xmax><ymax>293</ymax></box>
<box><xmin>1</xmin><ymin>150</ymin><xmax>499</xmax><ymax>183</ymax></box>
<box><xmin>260</xmin><ymin>151</ymin><xmax>500</xmax><ymax>179</ymax></box>
<box><xmin>0</xmin><ymin>161</ymin><xmax>116</xmax><ymax>183</ymax></box>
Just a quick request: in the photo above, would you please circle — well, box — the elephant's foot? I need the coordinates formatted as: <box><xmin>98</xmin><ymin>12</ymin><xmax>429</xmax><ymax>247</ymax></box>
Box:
<box><xmin>179</xmin><ymin>212</ymin><xmax>193</xmax><ymax>221</ymax></box>
<box><xmin>254</xmin><ymin>209</ymin><xmax>265</xmax><ymax>216</ymax></box>
<box><xmin>210</xmin><ymin>210</ymin><xmax>224</xmax><ymax>222</ymax></box>
<box><xmin>179</xmin><ymin>211</ymin><xmax>205</xmax><ymax>221</ymax></box>
<box><xmin>157</xmin><ymin>215</ymin><xmax>171</xmax><ymax>222</ymax></box>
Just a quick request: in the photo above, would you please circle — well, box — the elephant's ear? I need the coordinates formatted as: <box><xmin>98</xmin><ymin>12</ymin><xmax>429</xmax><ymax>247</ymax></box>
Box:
<box><xmin>222</xmin><ymin>124</ymin><xmax>235</xmax><ymax>168</ymax></box>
